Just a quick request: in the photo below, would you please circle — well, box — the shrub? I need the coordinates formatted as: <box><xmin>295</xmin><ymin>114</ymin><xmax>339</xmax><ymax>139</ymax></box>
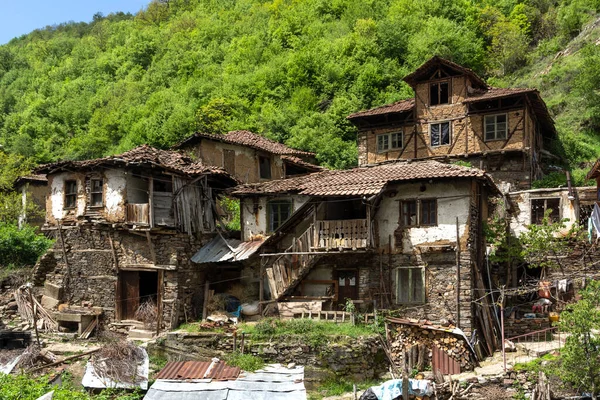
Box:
<box><xmin>0</xmin><ymin>223</ymin><xmax>53</xmax><ymax>267</ymax></box>
<box><xmin>225</xmin><ymin>352</ymin><xmax>265</xmax><ymax>372</ymax></box>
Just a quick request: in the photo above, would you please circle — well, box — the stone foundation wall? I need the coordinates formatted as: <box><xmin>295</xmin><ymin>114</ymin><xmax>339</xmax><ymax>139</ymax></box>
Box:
<box><xmin>36</xmin><ymin>224</ymin><xmax>210</xmax><ymax>329</ymax></box>
<box><xmin>152</xmin><ymin>331</ymin><xmax>388</xmax><ymax>381</ymax></box>
<box><xmin>504</xmin><ymin>318</ymin><xmax>551</xmax><ymax>339</ymax></box>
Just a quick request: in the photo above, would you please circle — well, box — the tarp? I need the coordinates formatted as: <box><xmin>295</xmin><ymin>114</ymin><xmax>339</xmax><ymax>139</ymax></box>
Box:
<box><xmin>368</xmin><ymin>379</ymin><xmax>433</xmax><ymax>400</ymax></box>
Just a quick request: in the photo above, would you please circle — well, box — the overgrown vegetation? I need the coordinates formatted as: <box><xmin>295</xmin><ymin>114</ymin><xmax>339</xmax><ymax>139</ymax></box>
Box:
<box><xmin>0</xmin><ymin>223</ymin><xmax>53</xmax><ymax>267</ymax></box>
<box><xmin>308</xmin><ymin>378</ymin><xmax>379</xmax><ymax>399</ymax></box>
<box><xmin>0</xmin><ymin>0</ymin><xmax>599</xmax><ymax>174</ymax></box>
<box><xmin>224</xmin><ymin>352</ymin><xmax>265</xmax><ymax>372</ymax></box>
<box><xmin>0</xmin><ymin>373</ymin><xmax>143</xmax><ymax>399</ymax></box>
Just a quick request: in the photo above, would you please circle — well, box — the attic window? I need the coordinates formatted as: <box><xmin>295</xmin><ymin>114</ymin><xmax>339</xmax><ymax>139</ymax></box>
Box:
<box><xmin>64</xmin><ymin>180</ymin><xmax>77</xmax><ymax>209</ymax></box>
<box><xmin>430</xmin><ymin>122</ymin><xmax>451</xmax><ymax>146</ymax></box>
<box><xmin>485</xmin><ymin>114</ymin><xmax>507</xmax><ymax>141</ymax></box>
<box><xmin>531</xmin><ymin>198</ymin><xmax>560</xmax><ymax>224</ymax></box>
<box><xmin>259</xmin><ymin>156</ymin><xmax>272</xmax><ymax>179</ymax></box>
<box><xmin>430</xmin><ymin>81</ymin><xmax>449</xmax><ymax>106</ymax></box>
<box><xmin>90</xmin><ymin>179</ymin><xmax>103</xmax><ymax>207</ymax></box>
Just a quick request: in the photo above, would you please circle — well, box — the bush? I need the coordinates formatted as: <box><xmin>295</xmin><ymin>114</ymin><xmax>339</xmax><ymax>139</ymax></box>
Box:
<box><xmin>225</xmin><ymin>352</ymin><xmax>265</xmax><ymax>372</ymax></box>
<box><xmin>0</xmin><ymin>223</ymin><xmax>53</xmax><ymax>267</ymax></box>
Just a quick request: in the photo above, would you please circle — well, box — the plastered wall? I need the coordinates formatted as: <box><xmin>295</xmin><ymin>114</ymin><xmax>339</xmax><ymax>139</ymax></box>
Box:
<box><xmin>240</xmin><ymin>195</ymin><xmax>310</xmax><ymax>239</ymax></box>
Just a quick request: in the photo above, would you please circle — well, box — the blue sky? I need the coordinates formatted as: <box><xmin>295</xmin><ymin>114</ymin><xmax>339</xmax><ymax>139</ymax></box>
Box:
<box><xmin>0</xmin><ymin>0</ymin><xmax>150</xmax><ymax>44</ymax></box>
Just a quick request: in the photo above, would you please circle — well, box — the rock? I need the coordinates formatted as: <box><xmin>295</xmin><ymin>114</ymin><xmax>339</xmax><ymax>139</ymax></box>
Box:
<box><xmin>287</xmin><ymin>363</ymin><xmax>296</xmax><ymax>369</ymax></box>
<box><xmin>41</xmin><ymin>295</ymin><xmax>60</xmax><ymax>310</ymax></box>
<box><xmin>43</xmin><ymin>282</ymin><xmax>62</xmax><ymax>300</ymax></box>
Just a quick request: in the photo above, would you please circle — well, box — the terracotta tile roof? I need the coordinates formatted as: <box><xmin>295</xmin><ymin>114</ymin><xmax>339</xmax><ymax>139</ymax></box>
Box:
<box><xmin>232</xmin><ymin>160</ymin><xmax>497</xmax><ymax>196</ymax></box>
<box><xmin>35</xmin><ymin>145</ymin><xmax>237</xmax><ymax>183</ymax></box>
<box><xmin>174</xmin><ymin>130</ymin><xmax>314</xmax><ymax>157</ymax></box>
<box><xmin>463</xmin><ymin>87</ymin><xmax>536</xmax><ymax>102</ymax></box>
<box><xmin>403</xmin><ymin>56</ymin><xmax>486</xmax><ymax>88</ymax></box>
<box><xmin>14</xmin><ymin>174</ymin><xmax>48</xmax><ymax>186</ymax></box>
<box><xmin>347</xmin><ymin>98</ymin><xmax>415</xmax><ymax>120</ymax></box>
<box><xmin>281</xmin><ymin>155</ymin><xmax>325</xmax><ymax>172</ymax></box>
<box><xmin>156</xmin><ymin>360</ymin><xmax>240</xmax><ymax>381</ymax></box>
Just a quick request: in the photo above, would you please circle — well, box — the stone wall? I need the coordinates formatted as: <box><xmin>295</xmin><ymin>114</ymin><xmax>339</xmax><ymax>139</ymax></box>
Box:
<box><xmin>151</xmin><ymin>331</ymin><xmax>388</xmax><ymax>381</ymax></box>
<box><xmin>35</xmin><ymin>224</ymin><xmax>210</xmax><ymax>329</ymax></box>
<box><xmin>503</xmin><ymin>318</ymin><xmax>551</xmax><ymax>339</ymax></box>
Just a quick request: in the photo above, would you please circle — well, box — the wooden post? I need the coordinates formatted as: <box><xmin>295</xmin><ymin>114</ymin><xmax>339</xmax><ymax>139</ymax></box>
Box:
<box><xmin>402</xmin><ymin>350</ymin><xmax>410</xmax><ymax>400</ymax></box>
<box><xmin>456</xmin><ymin>217</ymin><xmax>461</xmax><ymax>329</ymax></box>
<box><xmin>501</xmin><ymin>289</ymin><xmax>506</xmax><ymax>372</ymax></box>
<box><xmin>202</xmin><ymin>281</ymin><xmax>210</xmax><ymax>321</ymax></box>
<box><xmin>27</xmin><ymin>284</ymin><xmax>41</xmax><ymax>347</ymax></box>
<box><xmin>241</xmin><ymin>332</ymin><xmax>245</xmax><ymax>354</ymax></box>
<box><xmin>233</xmin><ymin>331</ymin><xmax>237</xmax><ymax>352</ymax></box>
<box><xmin>156</xmin><ymin>270</ymin><xmax>163</xmax><ymax>337</ymax></box>
<box><xmin>148</xmin><ymin>177</ymin><xmax>154</xmax><ymax>228</ymax></box>
<box><xmin>259</xmin><ymin>262</ymin><xmax>265</xmax><ymax>316</ymax></box>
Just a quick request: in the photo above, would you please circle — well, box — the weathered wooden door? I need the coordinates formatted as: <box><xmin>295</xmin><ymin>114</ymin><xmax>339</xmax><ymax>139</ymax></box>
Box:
<box><xmin>336</xmin><ymin>270</ymin><xmax>358</xmax><ymax>307</ymax></box>
<box><xmin>120</xmin><ymin>271</ymin><xmax>139</xmax><ymax>321</ymax></box>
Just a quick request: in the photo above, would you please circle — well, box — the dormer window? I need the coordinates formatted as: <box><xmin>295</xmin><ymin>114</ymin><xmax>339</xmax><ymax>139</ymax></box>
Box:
<box><xmin>377</xmin><ymin>132</ymin><xmax>403</xmax><ymax>153</ymax></box>
<box><xmin>430</xmin><ymin>81</ymin><xmax>449</xmax><ymax>106</ymax></box>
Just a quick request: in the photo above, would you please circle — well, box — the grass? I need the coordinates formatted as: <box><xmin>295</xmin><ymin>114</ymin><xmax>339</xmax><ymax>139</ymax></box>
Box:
<box><xmin>513</xmin><ymin>352</ymin><xmax>558</xmax><ymax>374</ymax></box>
<box><xmin>308</xmin><ymin>378</ymin><xmax>379</xmax><ymax>399</ymax></box>
<box><xmin>224</xmin><ymin>352</ymin><xmax>265</xmax><ymax>372</ymax></box>
<box><xmin>239</xmin><ymin>318</ymin><xmax>378</xmax><ymax>340</ymax></box>
<box><xmin>177</xmin><ymin>323</ymin><xmax>225</xmax><ymax>333</ymax></box>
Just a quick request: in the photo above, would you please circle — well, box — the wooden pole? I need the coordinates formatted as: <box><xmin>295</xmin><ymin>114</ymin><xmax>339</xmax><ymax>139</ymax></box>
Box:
<box><xmin>28</xmin><ymin>349</ymin><xmax>100</xmax><ymax>373</ymax></box>
<box><xmin>259</xmin><ymin>262</ymin><xmax>265</xmax><ymax>315</ymax></box>
<box><xmin>456</xmin><ymin>217</ymin><xmax>461</xmax><ymax>329</ymax></box>
<box><xmin>156</xmin><ymin>270</ymin><xmax>163</xmax><ymax>337</ymax></box>
<box><xmin>27</xmin><ymin>284</ymin><xmax>41</xmax><ymax>347</ymax></box>
<box><xmin>501</xmin><ymin>289</ymin><xmax>506</xmax><ymax>372</ymax></box>
<box><xmin>202</xmin><ymin>281</ymin><xmax>210</xmax><ymax>321</ymax></box>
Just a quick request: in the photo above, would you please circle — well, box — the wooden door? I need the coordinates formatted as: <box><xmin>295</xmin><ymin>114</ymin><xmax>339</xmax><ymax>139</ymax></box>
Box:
<box><xmin>120</xmin><ymin>271</ymin><xmax>139</xmax><ymax>320</ymax></box>
<box><xmin>336</xmin><ymin>270</ymin><xmax>358</xmax><ymax>307</ymax></box>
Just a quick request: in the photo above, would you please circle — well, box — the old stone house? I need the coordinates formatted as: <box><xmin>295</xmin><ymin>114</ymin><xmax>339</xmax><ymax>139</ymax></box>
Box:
<box><xmin>347</xmin><ymin>56</ymin><xmax>556</xmax><ymax>191</ymax></box>
<box><xmin>33</xmin><ymin>145</ymin><xmax>237</xmax><ymax>329</ymax></box>
<box><xmin>229</xmin><ymin>160</ymin><xmax>500</xmax><ymax>354</ymax></box>
<box><xmin>174</xmin><ymin>130</ymin><xmax>322</xmax><ymax>184</ymax></box>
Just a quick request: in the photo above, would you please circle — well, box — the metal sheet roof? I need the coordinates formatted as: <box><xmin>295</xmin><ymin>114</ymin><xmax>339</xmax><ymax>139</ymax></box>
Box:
<box><xmin>156</xmin><ymin>360</ymin><xmax>240</xmax><ymax>381</ymax></box>
<box><xmin>144</xmin><ymin>364</ymin><xmax>306</xmax><ymax>400</ymax></box>
<box><xmin>191</xmin><ymin>237</ymin><xmax>264</xmax><ymax>264</ymax></box>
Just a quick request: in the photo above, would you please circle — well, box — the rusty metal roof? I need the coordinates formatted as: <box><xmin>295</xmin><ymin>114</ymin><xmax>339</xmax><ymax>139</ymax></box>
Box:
<box><xmin>156</xmin><ymin>360</ymin><xmax>240</xmax><ymax>381</ymax></box>
<box><xmin>232</xmin><ymin>160</ymin><xmax>497</xmax><ymax>197</ymax></box>
<box><xmin>173</xmin><ymin>130</ymin><xmax>314</xmax><ymax>157</ymax></box>
<box><xmin>191</xmin><ymin>237</ymin><xmax>265</xmax><ymax>264</ymax></box>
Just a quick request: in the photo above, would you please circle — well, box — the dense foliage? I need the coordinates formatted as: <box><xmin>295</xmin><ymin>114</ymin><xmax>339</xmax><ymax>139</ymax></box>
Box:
<box><xmin>0</xmin><ymin>0</ymin><xmax>599</xmax><ymax>172</ymax></box>
<box><xmin>0</xmin><ymin>223</ymin><xmax>53</xmax><ymax>267</ymax></box>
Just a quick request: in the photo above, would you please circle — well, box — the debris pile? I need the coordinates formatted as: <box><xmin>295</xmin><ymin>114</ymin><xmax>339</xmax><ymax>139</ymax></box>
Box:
<box><xmin>91</xmin><ymin>340</ymin><xmax>146</xmax><ymax>384</ymax></box>
<box><xmin>14</xmin><ymin>285</ymin><xmax>57</xmax><ymax>332</ymax></box>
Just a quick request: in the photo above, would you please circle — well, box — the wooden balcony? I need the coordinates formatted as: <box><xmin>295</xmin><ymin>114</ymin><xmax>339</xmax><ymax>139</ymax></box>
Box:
<box><xmin>126</xmin><ymin>203</ymin><xmax>149</xmax><ymax>225</ymax></box>
<box><xmin>314</xmin><ymin>219</ymin><xmax>369</xmax><ymax>250</ymax></box>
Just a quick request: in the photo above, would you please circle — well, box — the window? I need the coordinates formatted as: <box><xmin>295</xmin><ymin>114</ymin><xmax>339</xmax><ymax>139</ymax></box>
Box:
<box><xmin>259</xmin><ymin>156</ymin><xmax>271</xmax><ymax>179</ymax></box>
<box><xmin>64</xmin><ymin>180</ymin><xmax>77</xmax><ymax>209</ymax></box>
<box><xmin>400</xmin><ymin>199</ymin><xmax>437</xmax><ymax>227</ymax></box>
<box><xmin>377</xmin><ymin>132</ymin><xmax>403</xmax><ymax>153</ymax></box>
<box><xmin>430</xmin><ymin>81</ymin><xmax>449</xmax><ymax>106</ymax></box>
<box><xmin>90</xmin><ymin>179</ymin><xmax>103</xmax><ymax>207</ymax></box>
<box><xmin>430</xmin><ymin>122</ymin><xmax>451</xmax><ymax>146</ymax></box>
<box><xmin>485</xmin><ymin>114</ymin><xmax>507</xmax><ymax>141</ymax></box>
<box><xmin>531</xmin><ymin>198</ymin><xmax>560</xmax><ymax>225</ymax></box>
<box><xmin>396</xmin><ymin>267</ymin><xmax>425</xmax><ymax>304</ymax></box>
<box><xmin>268</xmin><ymin>199</ymin><xmax>292</xmax><ymax>232</ymax></box>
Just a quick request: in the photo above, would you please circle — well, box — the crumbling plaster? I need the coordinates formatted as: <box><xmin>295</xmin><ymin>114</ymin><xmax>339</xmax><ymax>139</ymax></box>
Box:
<box><xmin>241</xmin><ymin>195</ymin><xmax>310</xmax><ymax>239</ymax></box>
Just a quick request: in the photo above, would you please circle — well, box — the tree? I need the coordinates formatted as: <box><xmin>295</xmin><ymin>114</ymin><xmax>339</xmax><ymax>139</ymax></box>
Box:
<box><xmin>559</xmin><ymin>280</ymin><xmax>600</xmax><ymax>398</ymax></box>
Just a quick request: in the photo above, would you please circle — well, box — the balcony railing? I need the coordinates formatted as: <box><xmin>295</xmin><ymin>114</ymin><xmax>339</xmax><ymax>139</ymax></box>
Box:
<box><xmin>314</xmin><ymin>219</ymin><xmax>369</xmax><ymax>250</ymax></box>
<box><xmin>126</xmin><ymin>203</ymin><xmax>150</xmax><ymax>225</ymax></box>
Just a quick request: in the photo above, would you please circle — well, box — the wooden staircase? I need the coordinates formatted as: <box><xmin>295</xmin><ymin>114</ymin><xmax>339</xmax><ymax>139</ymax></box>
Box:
<box><xmin>265</xmin><ymin>225</ymin><xmax>323</xmax><ymax>300</ymax></box>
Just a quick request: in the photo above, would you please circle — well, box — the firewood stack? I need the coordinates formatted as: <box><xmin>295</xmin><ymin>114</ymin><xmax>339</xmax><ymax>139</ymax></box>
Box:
<box><xmin>388</xmin><ymin>324</ymin><xmax>475</xmax><ymax>371</ymax></box>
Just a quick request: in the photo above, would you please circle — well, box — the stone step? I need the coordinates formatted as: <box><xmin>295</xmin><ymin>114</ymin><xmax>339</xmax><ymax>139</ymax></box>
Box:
<box><xmin>110</xmin><ymin>320</ymin><xmax>146</xmax><ymax>330</ymax></box>
<box><xmin>128</xmin><ymin>329</ymin><xmax>155</xmax><ymax>340</ymax></box>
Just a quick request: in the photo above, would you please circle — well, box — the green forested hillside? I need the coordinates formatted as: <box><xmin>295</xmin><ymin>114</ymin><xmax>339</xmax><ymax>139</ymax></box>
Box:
<box><xmin>0</xmin><ymin>0</ymin><xmax>599</xmax><ymax>176</ymax></box>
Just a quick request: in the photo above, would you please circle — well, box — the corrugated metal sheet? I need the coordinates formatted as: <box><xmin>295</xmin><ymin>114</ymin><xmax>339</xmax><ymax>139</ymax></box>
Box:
<box><xmin>191</xmin><ymin>237</ymin><xmax>265</xmax><ymax>264</ymax></box>
<box><xmin>432</xmin><ymin>345</ymin><xmax>461</xmax><ymax>375</ymax></box>
<box><xmin>155</xmin><ymin>361</ymin><xmax>240</xmax><ymax>381</ymax></box>
<box><xmin>144</xmin><ymin>365</ymin><xmax>306</xmax><ymax>400</ymax></box>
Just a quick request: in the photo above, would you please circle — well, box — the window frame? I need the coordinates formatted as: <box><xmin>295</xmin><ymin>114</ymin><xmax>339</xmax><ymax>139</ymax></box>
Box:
<box><xmin>376</xmin><ymin>132</ymin><xmax>403</xmax><ymax>153</ymax></box>
<box><xmin>64</xmin><ymin>180</ymin><xmax>78</xmax><ymax>209</ymax></box>
<box><xmin>89</xmin><ymin>178</ymin><xmax>104</xmax><ymax>208</ymax></box>
<box><xmin>530</xmin><ymin>197</ymin><xmax>561</xmax><ymax>225</ymax></box>
<box><xmin>259</xmin><ymin>155</ymin><xmax>272</xmax><ymax>180</ymax></box>
<box><xmin>267</xmin><ymin>198</ymin><xmax>293</xmax><ymax>233</ymax></box>
<box><xmin>429</xmin><ymin>121</ymin><xmax>451</xmax><ymax>147</ymax></box>
<box><xmin>395</xmin><ymin>266</ymin><xmax>426</xmax><ymax>304</ymax></box>
<box><xmin>400</xmin><ymin>198</ymin><xmax>438</xmax><ymax>228</ymax></box>
<box><xmin>484</xmin><ymin>113</ymin><xmax>508</xmax><ymax>142</ymax></box>
<box><xmin>429</xmin><ymin>81</ymin><xmax>450</xmax><ymax>106</ymax></box>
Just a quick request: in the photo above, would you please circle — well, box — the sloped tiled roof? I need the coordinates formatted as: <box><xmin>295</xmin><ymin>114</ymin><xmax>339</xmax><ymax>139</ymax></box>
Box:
<box><xmin>281</xmin><ymin>155</ymin><xmax>325</xmax><ymax>172</ymax></box>
<box><xmin>347</xmin><ymin>98</ymin><xmax>415</xmax><ymax>120</ymax></box>
<box><xmin>174</xmin><ymin>130</ymin><xmax>314</xmax><ymax>157</ymax></box>
<box><xmin>232</xmin><ymin>160</ymin><xmax>497</xmax><ymax>196</ymax></box>
<box><xmin>36</xmin><ymin>145</ymin><xmax>237</xmax><ymax>184</ymax></box>
<box><xmin>462</xmin><ymin>87</ymin><xmax>535</xmax><ymax>102</ymax></box>
<box><xmin>403</xmin><ymin>56</ymin><xmax>487</xmax><ymax>88</ymax></box>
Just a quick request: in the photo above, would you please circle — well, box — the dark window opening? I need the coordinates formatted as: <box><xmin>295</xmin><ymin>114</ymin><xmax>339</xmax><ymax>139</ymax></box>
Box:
<box><xmin>65</xmin><ymin>180</ymin><xmax>77</xmax><ymax>209</ymax></box>
<box><xmin>396</xmin><ymin>267</ymin><xmax>425</xmax><ymax>304</ymax></box>
<box><xmin>531</xmin><ymin>198</ymin><xmax>560</xmax><ymax>224</ymax></box>
<box><xmin>324</xmin><ymin>198</ymin><xmax>367</xmax><ymax>220</ymax></box>
<box><xmin>268</xmin><ymin>199</ymin><xmax>292</xmax><ymax>232</ymax></box>
<box><xmin>259</xmin><ymin>156</ymin><xmax>272</xmax><ymax>179</ymax></box>
<box><xmin>154</xmin><ymin>175</ymin><xmax>173</xmax><ymax>193</ymax></box>
<box><xmin>90</xmin><ymin>179</ymin><xmax>103</xmax><ymax>207</ymax></box>
<box><xmin>485</xmin><ymin>114</ymin><xmax>507</xmax><ymax>141</ymax></box>
<box><xmin>400</xmin><ymin>199</ymin><xmax>438</xmax><ymax>227</ymax></box>
<box><xmin>285</xmin><ymin>162</ymin><xmax>310</xmax><ymax>177</ymax></box>
<box><xmin>430</xmin><ymin>82</ymin><xmax>449</xmax><ymax>106</ymax></box>
<box><xmin>430</xmin><ymin>122</ymin><xmax>451</xmax><ymax>146</ymax></box>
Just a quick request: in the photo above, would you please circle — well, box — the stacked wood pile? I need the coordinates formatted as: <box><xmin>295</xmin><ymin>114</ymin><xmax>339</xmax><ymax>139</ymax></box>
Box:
<box><xmin>388</xmin><ymin>323</ymin><xmax>475</xmax><ymax>372</ymax></box>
